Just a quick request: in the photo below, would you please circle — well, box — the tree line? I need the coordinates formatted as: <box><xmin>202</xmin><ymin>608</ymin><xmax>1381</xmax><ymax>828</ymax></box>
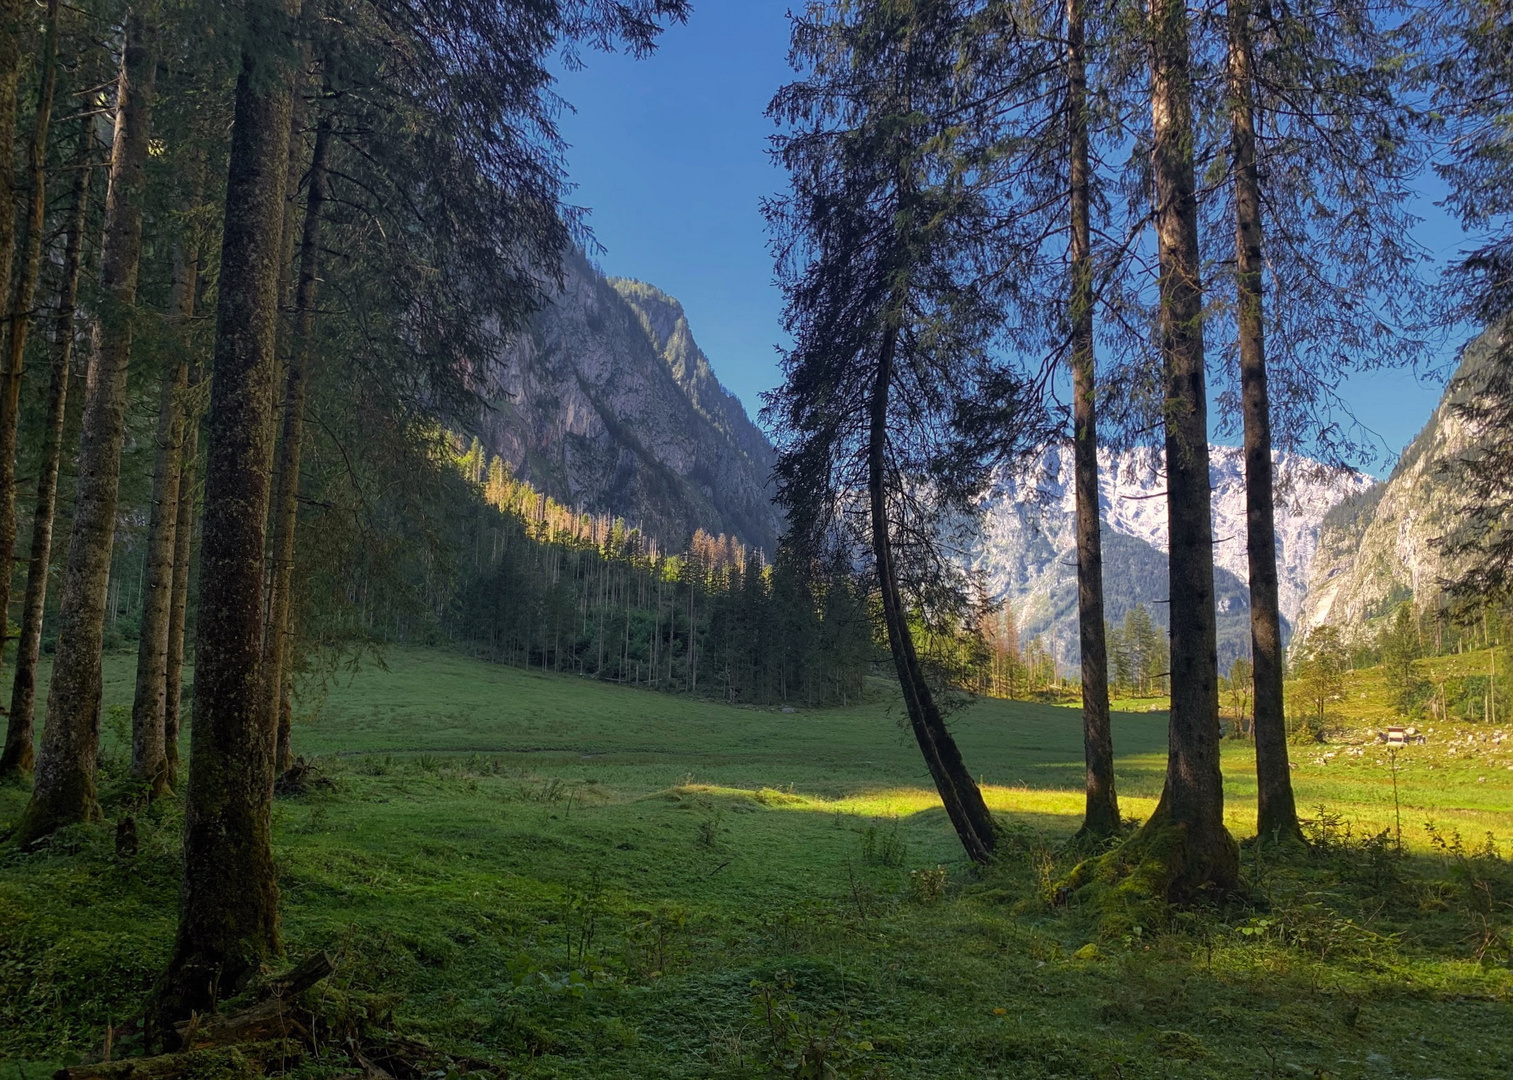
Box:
<box><xmin>764</xmin><ymin>0</ymin><xmax>1510</xmax><ymax>895</ymax></box>
<box><xmin>450</xmin><ymin>441</ymin><xmax>873</xmax><ymax>707</ymax></box>
<box><xmin>1290</xmin><ymin>597</ymin><xmax>1508</xmax><ymax>733</ymax></box>
<box><xmin>0</xmin><ymin>0</ymin><xmax>694</xmax><ymax>1042</ymax></box>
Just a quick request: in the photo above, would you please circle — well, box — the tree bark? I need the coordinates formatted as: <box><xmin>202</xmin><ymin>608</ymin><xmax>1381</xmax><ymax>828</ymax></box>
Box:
<box><xmin>1229</xmin><ymin>0</ymin><xmax>1302</xmax><ymax>845</ymax></box>
<box><xmin>0</xmin><ymin>0</ymin><xmax>59</xmax><ymax>712</ymax></box>
<box><xmin>152</xmin><ymin>1</ymin><xmax>298</xmax><ymax>1032</ymax></box>
<box><xmin>870</xmin><ymin>317</ymin><xmax>996</xmax><ymax>865</ymax></box>
<box><xmin>0</xmin><ymin>0</ymin><xmax>23</xmax><ymax>336</ymax></box>
<box><xmin>13</xmin><ymin>14</ymin><xmax>157</xmax><ymax>844</ymax></box>
<box><xmin>1067</xmin><ymin>0</ymin><xmax>1119</xmax><ymax>839</ymax></box>
<box><xmin>130</xmin><ymin>187</ymin><xmax>202</xmax><ymax>796</ymax></box>
<box><xmin>129</xmin><ymin>357</ymin><xmax>188</xmax><ymax>795</ymax></box>
<box><xmin>265</xmin><ymin>116</ymin><xmax>330</xmax><ymax>776</ymax></box>
<box><xmin>1</xmin><ymin>115</ymin><xmax>91</xmax><ymax>782</ymax></box>
<box><xmin>1146</xmin><ymin>0</ymin><xmax>1238</xmax><ymax>892</ymax></box>
<box><xmin>163</xmin><ymin>412</ymin><xmax>198</xmax><ymax>790</ymax></box>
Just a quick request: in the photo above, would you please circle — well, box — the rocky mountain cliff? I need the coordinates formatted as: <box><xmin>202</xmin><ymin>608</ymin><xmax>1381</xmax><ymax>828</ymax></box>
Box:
<box><xmin>969</xmin><ymin>445</ymin><xmax>1372</xmax><ymax>674</ymax></box>
<box><xmin>476</xmin><ymin>251</ymin><xmax>781</xmax><ymax>553</ymax></box>
<box><xmin>1297</xmin><ymin>336</ymin><xmax>1499</xmax><ymax>636</ymax></box>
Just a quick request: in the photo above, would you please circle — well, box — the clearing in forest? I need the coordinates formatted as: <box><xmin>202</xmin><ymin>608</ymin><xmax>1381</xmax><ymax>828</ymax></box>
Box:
<box><xmin>3</xmin><ymin>646</ymin><xmax>1511</xmax><ymax>1078</ymax></box>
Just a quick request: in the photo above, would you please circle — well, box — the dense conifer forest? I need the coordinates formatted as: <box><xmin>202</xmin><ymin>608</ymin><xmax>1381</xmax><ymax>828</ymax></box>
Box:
<box><xmin>0</xmin><ymin>0</ymin><xmax>1510</xmax><ymax>1076</ymax></box>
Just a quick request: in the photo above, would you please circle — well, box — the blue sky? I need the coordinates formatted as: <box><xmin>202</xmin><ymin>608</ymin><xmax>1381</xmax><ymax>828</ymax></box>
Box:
<box><xmin>554</xmin><ymin>4</ymin><xmax>1468</xmax><ymax>478</ymax></box>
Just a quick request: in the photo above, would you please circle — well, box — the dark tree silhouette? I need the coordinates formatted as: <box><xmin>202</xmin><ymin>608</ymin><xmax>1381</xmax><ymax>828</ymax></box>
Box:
<box><xmin>766</xmin><ymin>0</ymin><xmax>1053</xmax><ymax>863</ymax></box>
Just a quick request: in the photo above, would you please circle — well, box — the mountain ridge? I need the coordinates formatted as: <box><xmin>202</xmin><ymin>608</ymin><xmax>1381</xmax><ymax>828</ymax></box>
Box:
<box><xmin>475</xmin><ymin>251</ymin><xmax>782</xmax><ymax>553</ymax></box>
<box><xmin>1298</xmin><ymin>333</ymin><xmax>1501</xmax><ymax>635</ymax></box>
<box><xmin>971</xmin><ymin>444</ymin><xmax>1372</xmax><ymax>673</ymax></box>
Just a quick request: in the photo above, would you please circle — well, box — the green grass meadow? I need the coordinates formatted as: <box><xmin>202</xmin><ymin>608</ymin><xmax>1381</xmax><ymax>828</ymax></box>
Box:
<box><xmin>2</xmin><ymin>647</ymin><xmax>1512</xmax><ymax>1078</ymax></box>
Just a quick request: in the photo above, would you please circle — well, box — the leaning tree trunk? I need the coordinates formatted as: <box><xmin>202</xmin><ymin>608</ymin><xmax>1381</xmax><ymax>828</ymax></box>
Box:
<box><xmin>265</xmin><ymin>117</ymin><xmax>330</xmax><ymax>776</ymax></box>
<box><xmin>1145</xmin><ymin>0</ymin><xmax>1238</xmax><ymax>894</ymax></box>
<box><xmin>1</xmin><ymin>115</ymin><xmax>91</xmax><ymax>782</ymax></box>
<box><xmin>1067</xmin><ymin>0</ymin><xmax>1119</xmax><ymax>840</ymax></box>
<box><xmin>13</xmin><ymin>15</ymin><xmax>157</xmax><ymax>845</ymax></box>
<box><xmin>1229</xmin><ymin>0</ymin><xmax>1302</xmax><ymax>845</ymax></box>
<box><xmin>129</xmin><ymin>208</ymin><xmax>201</xmax><ymax>795</ymax></box>
<box><xmin>163</xmin><ymin>403</ymin><xmax>199</xmax><ymax>789</ymax></box>
<box><xmin>870</xmin><ymin>318</ymin><xmax>997</xmax><ymax>865</ymax></box>
<box><xmin>151</xmin><ymin>7</ymin><xmax>298</xmax><ymax>1034</ymax></box>
<box><xmin>0</xmin><ymin>0</ymin><xmax>59</xmax><ymax>709</ymax></box>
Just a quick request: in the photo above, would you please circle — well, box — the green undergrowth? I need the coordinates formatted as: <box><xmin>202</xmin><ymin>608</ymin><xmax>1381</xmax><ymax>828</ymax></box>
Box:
<box><xmin>1</xmin><ymin>646</ymin><xmax>1511</xmax><ymax>1078</ymax></box>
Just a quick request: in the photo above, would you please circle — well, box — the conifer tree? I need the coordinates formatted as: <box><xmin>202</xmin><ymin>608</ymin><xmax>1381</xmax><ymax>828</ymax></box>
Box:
<box><xmin>1064</xmin><ymin>0</ymin><xmax>1118</xmax><ymax>838</ymax></box>
<box><xmin>0</xmin><ymin>0</ymin><xmax>22</xmax><ymax>327</ymax></box>
<box><xmin>0</xmin><ymin>0</ymin><xmax>60</xmax><ymax>708</ymax></box>
<box><xmin>0</xmin><ymin>113</ymin><xmax>91</xmax><ymax>783</ymax></box>
<box><xmin>1070</xmin><ymin>0</ymin><xmax>1238</xmax><ymax>895</ymax></box>
<box><xmin>152</xmin><ymin>0</ymin><xmax>299</xmax><ymax>1022</ymax></box>
<box><xmin>15</xmin><ymin>10</ymin><xmax>158</xmax><ymax>844</ymax></box>
<box><xmin>767</xmin><ymin>0</ymin><xmax>1051</xmax><ymax>863</ymax></box>
<box><xmin>1218</xmin><ymin>0</ymin><xmax>1421</xmax><ymax>844</ymax></box>
<box><xmin>263</xmin><ymin>113</ymin><xmax>330</xmax><ymax>776</ymax></box>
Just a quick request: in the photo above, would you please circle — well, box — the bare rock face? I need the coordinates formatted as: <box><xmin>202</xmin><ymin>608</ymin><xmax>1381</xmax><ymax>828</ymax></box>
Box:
<box><xmin>477</xmin><ymin>250</ymin><xmax>780</xmax><ymax>553</ymax></box>
<box><xmin>1297</xmin><ymin>334</ymin><xmax>1501</xmax><ymax>636</ymax></box>
<box><xmin>971</xmin><ymin>445</ymin><xmax>1370</xmax><ymax>673</ymax></box>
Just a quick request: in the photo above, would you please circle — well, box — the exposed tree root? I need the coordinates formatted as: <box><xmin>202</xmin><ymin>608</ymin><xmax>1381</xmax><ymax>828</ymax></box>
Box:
<box><xmin>1059</xmin><ymin>806</ymin><xmax>1240</xmax><ymax>937</ymax></box>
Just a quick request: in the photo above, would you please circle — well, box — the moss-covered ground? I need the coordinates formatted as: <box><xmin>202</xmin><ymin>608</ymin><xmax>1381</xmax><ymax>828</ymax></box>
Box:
<box><xmin>2</xmin><ymin>647</ymin><xmax>1511</xmax><ymax>1078</ymax></box>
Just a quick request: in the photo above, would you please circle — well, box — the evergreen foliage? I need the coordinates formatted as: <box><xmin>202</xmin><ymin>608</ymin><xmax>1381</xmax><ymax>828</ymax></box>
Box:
<box><xmin>451</xmin><ymin>451</ymin><xmax>874</xmax><ymax>706</ymax></box>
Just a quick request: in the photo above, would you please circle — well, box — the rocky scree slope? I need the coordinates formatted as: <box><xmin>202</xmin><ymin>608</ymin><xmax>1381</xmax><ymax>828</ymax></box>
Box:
<box><xmin>476</xmin><ymin>251</ymin><xmax>781</xmax><ymax>553</ymax></box>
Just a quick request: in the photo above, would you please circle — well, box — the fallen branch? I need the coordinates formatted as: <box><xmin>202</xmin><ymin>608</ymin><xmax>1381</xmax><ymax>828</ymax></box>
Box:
<box><xmin>173</xmin><ymin>952</ymin><xmax>334</xmax><ymax>1049</ymax></box>
<box><xmin>55</xmin><ymin>1044</ymin><xmax>270</xmax><ymax>1080</ymax></box>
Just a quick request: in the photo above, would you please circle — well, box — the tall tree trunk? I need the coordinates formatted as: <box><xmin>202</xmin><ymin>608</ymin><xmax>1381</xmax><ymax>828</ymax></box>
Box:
<box><xmin>870</xmin><ymin>317</ymin><xmax>996</xmax><ymax>865</ymax></box>
<box><xmin>13</xmin><ymin>15</ymin><xmax>157</xmax><ymax>844</ymax></box>
<box><xmin>130</xmin><ymin>174</ymin><xmax>201</xmax><ymax>794</ymax></box>
<box><xmin>1</xmin><ymin>115</ymin><xmax>92</xmax><ymax>782</ymax></box>
<box><xmin>265</xmin><ymin>117</ymin><xmax>329</xmax><ymax>776</ymax></box>
<box><xmin>129</xmin><ymin>325</ymin><xmax>192</xmax><ymax>793</ymax></box>
<box><xmin>152</xmin><ymin>2</ymin><xmax>298</xmax><ymax>1032</ymax></box>
<box><xmin>0</xmin><ymin>0</ymin><xmax>59</xmax><ymax>707</ymax></box>
<box><xmin>1146</xmin><ymin>0</ymin><xmax>1238</xmax><ymax>893</ymax></box>
<box><xmin>1229</xmin><ymin>0</ymin><xmax>1301</xmax><ymax>845</ymax></box>
<box><xmin>164</xmin><ymin>406</ymin><xmax>199</xmax><ymax>788</ymax></box>
<box><xmin>1067</xmin><ymin>0</ymin><xmax>1119</xmax><ymax>839</ymax></box>
<box><xmin>0</xmin><ymin>0</ymin><xmax>23</xmax><ymax>334</ymax></box>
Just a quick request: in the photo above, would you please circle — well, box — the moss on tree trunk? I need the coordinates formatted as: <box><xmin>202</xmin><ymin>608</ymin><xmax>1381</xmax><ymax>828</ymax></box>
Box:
<box><xmin>150</xmin><ymin>5</ymin><xmax>298</xmax><ymax>1035</ymax></box>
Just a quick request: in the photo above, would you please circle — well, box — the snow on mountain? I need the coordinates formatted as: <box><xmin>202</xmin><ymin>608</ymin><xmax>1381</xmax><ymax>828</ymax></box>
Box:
<box><xmin>967</xmin><ymin>444</ymin><xmax>1373</xmax><ymax>673</ymax></box>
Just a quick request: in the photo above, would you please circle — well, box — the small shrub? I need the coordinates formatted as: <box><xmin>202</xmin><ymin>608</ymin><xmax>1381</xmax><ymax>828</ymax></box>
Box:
<box><xmin>859</xmin><ymin>817</ymin><xmax>906</xmax><ymax>868</ymax></box>
<box><xmin>696</xmin><ymin>806</ymin><xmax>724</xmax><ymax>848</ymax></box>
<box><xmin>749</xmin><ymin>972</ymin><xmax>883</xmax><ymax>1080</ymax></box>
<box><xmin>908</xmin><ymin>865</ymin><xmax>947</xmax><ymax>905</ymax></box>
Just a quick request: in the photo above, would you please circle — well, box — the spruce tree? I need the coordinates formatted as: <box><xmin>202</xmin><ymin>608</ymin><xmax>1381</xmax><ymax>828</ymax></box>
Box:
<box><xmin>15</xmin><ymin>10</ymin><xmax>158</xmax><ymax>844</ymax></box>
<box><xmin>766</xmin><ymin>0</ymin><xmax>1053</xmax><ymax>863</ymax></box>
